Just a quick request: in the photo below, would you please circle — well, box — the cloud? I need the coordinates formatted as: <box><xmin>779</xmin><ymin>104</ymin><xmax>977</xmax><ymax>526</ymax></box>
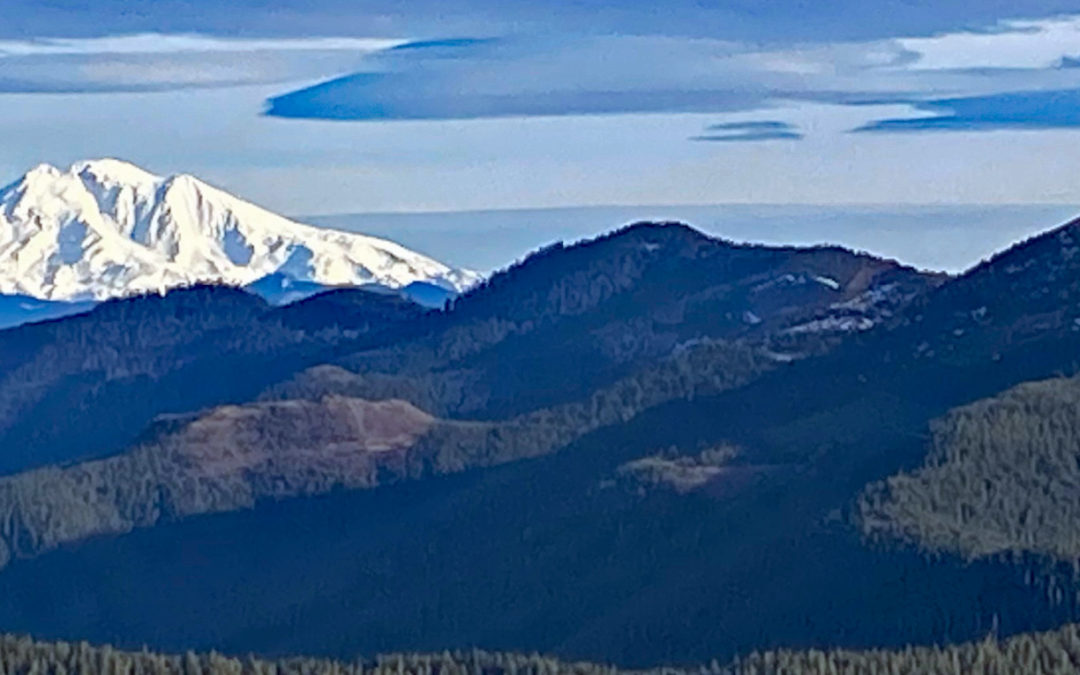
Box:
<box><xmin>897</xmin><ymin>15</ymin><xmax>1080</xmax><ymax>69</ymax></box>
<box><xmin>703</xmin><ymin>121</ymin><xmax>797</xmax><ymax>132</ymax></box>
<box><xmin>690</xmin><ymin>121</ymin><xmax>804</xmax><ymax>142</ymax></box>
<box><xmin>0</xmin><ymin>35</ymin><xmax>402</xmax><ymax>93</ymax></box>
<box><xmin>263</xmin><ymin>35</ymin><xmax>895</xmax><ymax>121</ymax></box>
<box><xmin>692</xmin><ymin>131</ymin><xmax>804</xmax><ymax>142</ymax></box>
<box><xmin>9</xmin><ymin>9</ymin><xmax>1080</xmax><ymax>135</ymax></box>
<box><xmin>264</xmin><ymin>19</ymin><xmax>1080</xmax><ymax>125</ymax></box>
<box><xmin>388</xmin><ymin>38</ymin><xmax>494</xmax><ymax>52</ymax></box>
<box><xmin>265</xmin><ymin>36</ymin><xmax>774</xmax><ymax>120</ymax></box>
<box><xmin>856</xmin><ymin>89</ymin><xmax>1080</xmax><ymax>131</ymax></box>
<box><xmin>0</xmin><ymin>34</ymin><xmax>401</xmax><ymax>56</ymax></box>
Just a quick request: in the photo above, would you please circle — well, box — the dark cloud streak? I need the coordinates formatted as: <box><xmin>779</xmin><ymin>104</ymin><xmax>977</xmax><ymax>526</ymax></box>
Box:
<box><xmin>856</xmin><ymin>89</ymin><xmax>1080</xmax><ymax>132</ymax></box>
<box><xmin>690</xmin><ymin>120</ymin><xmax>803</xmax><ymax>142</ymax></box>
<box><xmin>690</xmin><ymin>131</ymin><xmax>804</xmax><ymax>142</ymax></box>
<box><xmin>703</xmin><ymin>121</ymin><xmax>793</xmax><ymax>131</ymax></box>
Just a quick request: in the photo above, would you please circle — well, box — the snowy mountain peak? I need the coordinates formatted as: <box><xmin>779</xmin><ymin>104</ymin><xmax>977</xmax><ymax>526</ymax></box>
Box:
<box><xmin>24</xmin><ymin>163</ymin><xmax>61</xmax><ymax>180</ymax></box>
<box><xmin>0</xmin><ymin>159</ymin><xmax>480</xmax><ymax>301</ymax></box>
<box><xmin>72</xmin><ymin>158</ymin><xmax>159</xmax><ymax>186</ymax></box>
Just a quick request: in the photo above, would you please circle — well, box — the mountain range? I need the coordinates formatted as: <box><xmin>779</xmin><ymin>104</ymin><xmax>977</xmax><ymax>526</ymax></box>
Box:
<box><xmin>0</xmin><ymin>159</ymin><xmax>478</xmax><ymax>322</ymax></box>
<box><xmin>3</xmin><ymin>205</ymin><xmax>1080</xmax><ymax>670</ymax></box>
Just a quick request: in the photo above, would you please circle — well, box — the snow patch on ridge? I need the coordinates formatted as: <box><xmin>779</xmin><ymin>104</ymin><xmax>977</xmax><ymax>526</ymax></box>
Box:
<box><xmin>813</xmin><ymin>275</ymin><xmax>840</xmax><ymax>290</ymax></box>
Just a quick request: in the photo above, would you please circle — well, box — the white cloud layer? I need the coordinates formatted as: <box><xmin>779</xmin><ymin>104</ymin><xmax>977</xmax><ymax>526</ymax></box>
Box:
<box><xmin>261</xmin><ymin>19</ymin><xmax>1080</xmax><ymax>122</ymax></box>
<box><xmin>0</xmin><ymin>35</ymin><xmax>403</xmax><ymax>92</ymax></box>
<box><xmin>898</xmin><ymin>15</ymin><xmax>1080</xmax><ymax>69</ymax></box>
<box><xmin>0</xmin><ymin>35</ymin><xmax>404</xmax><ymax>56</ymax></box>
<box><xmin>7</xmin><ymin>15</ymin><xmax>1080</xmax><ymax>108</ymax></box>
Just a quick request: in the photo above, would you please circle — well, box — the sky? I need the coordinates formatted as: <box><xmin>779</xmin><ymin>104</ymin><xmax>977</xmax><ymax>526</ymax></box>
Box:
<box><xmin>309</xmin><ymin>205</ymin><xmax>1080</xmax><ymax>274</ymax></box>
<box><xmin>5</xmin><ymin>1</ymin><xmax>1080</xmax><ymax>271</ymax></box>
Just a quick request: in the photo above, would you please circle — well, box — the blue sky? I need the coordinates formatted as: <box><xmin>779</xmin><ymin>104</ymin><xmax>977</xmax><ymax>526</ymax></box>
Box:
<box><xmin>5</xmin><ymin>1</ymin><xmax>1080</xmax><ymax>270</ymax></box>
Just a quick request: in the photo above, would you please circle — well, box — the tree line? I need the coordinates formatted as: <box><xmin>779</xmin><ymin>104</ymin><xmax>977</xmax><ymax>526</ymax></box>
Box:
<box><xmin>9</xmin><ymin>624</ymin><xmax>1080</xmax><ymax>675</ymax></box>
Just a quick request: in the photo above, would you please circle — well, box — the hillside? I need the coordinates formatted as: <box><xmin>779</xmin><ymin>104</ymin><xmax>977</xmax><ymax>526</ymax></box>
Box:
<box><xmin>0</xmin><ymin>222</ymin><xmax>932</xmax><ymax>474</ymax></box>
<box><xmin>0</xmin><ymin>285</ymin><xmax>425</xmax><ymax>473</ymax></box>
<box><xmin>0</xmin><ymin>336</ymin><xmax>771</xmax><ymax>570</ymax></box>
<box><xmin>0</xmin><ymin>396</ymin><xmax>442</xmax><ymax>569</ymax></box>
<box><xmin>293</xmin><ymin>222</ymin><xmax>939</xmax><ymax>419</ymax></box>
<box><xmin>5</xmin><ymin>217</ymin><xmax>1080</xmax><ymax>666</ymax></box>
<box><xmin>859</xmin><ymin>373</ymin><xmax>1080</xmax><ymax>565</ymax></box>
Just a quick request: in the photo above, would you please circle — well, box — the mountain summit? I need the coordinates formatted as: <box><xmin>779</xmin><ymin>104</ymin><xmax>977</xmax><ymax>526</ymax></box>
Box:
<box><xmin>0</xmin><ymin>159</ymin><xmax>480</xmax><ymax>301</ymax></box>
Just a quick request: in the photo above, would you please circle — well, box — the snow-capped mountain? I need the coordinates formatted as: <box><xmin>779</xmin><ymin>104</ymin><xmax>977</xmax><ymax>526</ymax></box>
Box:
<box><xmin>0</xmin><ymin>159</ymin><xmax>480</xmax><ymax>301</ymax></box>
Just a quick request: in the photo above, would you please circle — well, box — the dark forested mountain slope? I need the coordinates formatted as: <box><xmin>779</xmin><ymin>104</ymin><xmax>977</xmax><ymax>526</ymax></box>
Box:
<box><xmin>0</xmin><ymin>340</ymin><xmax>772</xmax><ymax>571</ymax></box>
<box><xmin>11</xmin><ymin>218</ymin><xmax>1080</xmax><ymax>668</ymax></box>
<box><xmin>0</xmin><ymin>286</ymin><xmax>424</xmax><ymax>474</ymax></box>
<box><xmin>0</xmin><ymin>223</ymin><xmax>942</xmax><ymax>573</ymax></box>
<box><xmin>0</xmin><ymin>223</ymin><xmax>934</xmax><ymax>475</ymax></box>
<box><xmin>271</xmin><ymin>288</ymin><xmax>427</xmax><ymax>332</ymax></box>
<box><xmin>0</xmin><ymin>379</ymin><xmax>1064</xmax><ymax>666</ymax></box>
<box><xmin>864</xmin><ymin>214</ymin><xmax>1080</xmax><ymax>369</ymax></box>
<box><xmin>291</xmin><ymin>222</ymin><xmax>939</xmax><ymax>419</ymax></box>
<box><xmin>860</xmin><ymin>372</ymin><xmax>1080</xmax><ymax>567</ymax></box>
<box><xmin>2</xmin><ymin>220</ymin><xmax>1080</xmax><ymax>665</ymax></box>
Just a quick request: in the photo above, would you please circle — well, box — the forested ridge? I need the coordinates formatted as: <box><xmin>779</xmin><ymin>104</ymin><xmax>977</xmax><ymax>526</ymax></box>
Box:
<box><xmin>0</xmin><ymin>337</ymin><xmax>768</xmax><ymax>570</ymax></box>
<box><xmin>9</xmin><ymin>627</ymin><xmax>1080</xmax><ymax>675</ymax></box>
<box><xmin>0</xmin><ymin>223</ymin><xmax>915</xmax><ymax>571</ymax></box>
<box><xmin>6</xmin><ymin>219</ymin><xmax>1080</xmax><ymax>668</ymax></box>
<box><xmin>0</xmin><ymin>224</ymin><xmax>930</xmax><ymax>475</ymax></box>
<box><xmin>0</xmin><ymin>285</ymin><xmax>426</xmax><ymax>474</ymax></box>
<box><xmin>299</xmin><ymin>223</ymin><xmax>933</xmax><ymax>420</ymax></box>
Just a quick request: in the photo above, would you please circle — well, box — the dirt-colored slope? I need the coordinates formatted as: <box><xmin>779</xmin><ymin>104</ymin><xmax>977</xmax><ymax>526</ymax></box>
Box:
<box><xmin>170</xmin><ymin>397</ymin><xmax>435</xmax><ymax>478</ymax></box>
<box><xmin>0</xmin><ymin>396</ymin><xmax>444</xmax><ymax>569</ymax></box>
